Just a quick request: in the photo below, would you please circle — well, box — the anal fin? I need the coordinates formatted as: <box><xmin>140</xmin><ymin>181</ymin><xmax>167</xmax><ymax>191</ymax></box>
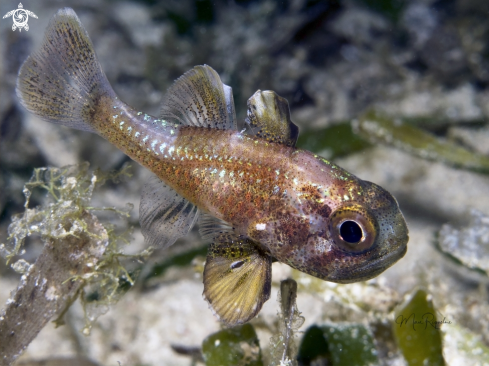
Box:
<box><xmin>199</xmin><ymin>212</ymin><xmax>235</xmax><ymax>243</ymax></box>
<box><xmin>203</xmin><ymin>234</ymin><xmax>271</xmax><ymax>326</ymax></box>
<box><xmin>140</xmin><ymin>174</ymin><xmax>199</xmax><ymax>249</ymax></box>
<box><xmin>246</xmin><ymin>90</ymin><xmax>299</xmax><ymax>147</ymax></box>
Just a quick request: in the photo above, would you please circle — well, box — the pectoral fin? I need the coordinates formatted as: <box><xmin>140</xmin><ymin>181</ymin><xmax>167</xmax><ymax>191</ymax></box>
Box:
<box><xmin>246</xmin><ymin>90</ymin><xmax>299</xmax><ymax>147</ymax></box>
<box><xmin>203</xmin><ymin>234</ymin><xmax>272</xmax><ymax>326</ymax></box>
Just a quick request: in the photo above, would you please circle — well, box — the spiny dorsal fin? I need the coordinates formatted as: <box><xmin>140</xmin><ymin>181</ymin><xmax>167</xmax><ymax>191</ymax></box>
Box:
<box><xmin>160</xmin><ymin>65</ymin><xmax>237</xmax><ymax>130</ymax></box>
<box><xmin>246</xmin><ymin>90</ymin><xmax>299</xmax><ymax>147</ymax></box>
<box><xmin>203</xmin><ymin>234</ymin><xmax>272</xmax><ymax>326</ymax></box>
<box><xmin>140</xmin><ymin>174</ymin><xmax>199</xmax><ymax>250</ymax></box>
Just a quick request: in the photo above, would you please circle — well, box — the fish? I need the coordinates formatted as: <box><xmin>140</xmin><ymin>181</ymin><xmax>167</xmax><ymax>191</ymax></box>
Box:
<box><xmin>16</xmin><ymin>8</ymin><xmax>409</xmax><ymax>326</ymax></box>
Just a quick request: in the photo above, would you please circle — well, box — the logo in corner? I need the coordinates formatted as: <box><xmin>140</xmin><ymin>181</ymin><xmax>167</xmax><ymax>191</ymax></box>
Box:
<box><xmin>3</xmin><ymin>3</ymin><xmax>38</xmax><ymax>32</ymax></box>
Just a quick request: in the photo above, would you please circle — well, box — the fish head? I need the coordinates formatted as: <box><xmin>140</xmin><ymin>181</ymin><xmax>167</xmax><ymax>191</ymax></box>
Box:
<box><xmin>301</xmin><ymin>178</ymin><xmax>409</xmax><ymax>283</ymax></box>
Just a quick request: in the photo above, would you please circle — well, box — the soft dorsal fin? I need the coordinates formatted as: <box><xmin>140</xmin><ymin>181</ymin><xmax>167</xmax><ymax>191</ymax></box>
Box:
<box><xmin>246</xmin><ymin>90</ymin><xmax>299</xmax><ymax>147</ymax></box>
<box><xmin>160</xmin><ymin>65</ymin><xmax>237</xmax><ymax>130</ymax></box>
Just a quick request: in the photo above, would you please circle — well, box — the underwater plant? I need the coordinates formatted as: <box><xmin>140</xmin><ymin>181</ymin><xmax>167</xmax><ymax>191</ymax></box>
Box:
<box><xmin>0</xmin><ymin>163</ymin><xmax>151</xmax><ymax>365</ymax></box>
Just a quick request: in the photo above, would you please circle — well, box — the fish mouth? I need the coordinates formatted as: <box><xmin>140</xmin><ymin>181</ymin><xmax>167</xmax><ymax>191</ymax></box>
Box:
<box><xmin>329</xmin><ymin>235</ymin><xmax>408</xmax><ymax>284</ymax></box>
<box><xmin>326</xmin><ymin>180</ymin><xmax>410</xmax><ymax>284</ymax></box>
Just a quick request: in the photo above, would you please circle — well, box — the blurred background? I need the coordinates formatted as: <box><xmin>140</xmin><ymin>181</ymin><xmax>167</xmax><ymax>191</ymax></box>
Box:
<box><xmin>1</xmin><ymin>0</ymin><xmax>489</xmax><ymax>365</ymax></box>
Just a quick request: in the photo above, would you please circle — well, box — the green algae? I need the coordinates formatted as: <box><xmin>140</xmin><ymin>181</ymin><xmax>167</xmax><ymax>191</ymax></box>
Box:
<box><xmin>296</xmin><ymin>325</ymin><xmax>330</xmax><ymax>365</ymax></box>
<box><xmin>393</xmin><ymin>289</ymin><xmax>445</xmax><ymax>366</ymax></box>
<box><xmin>297</xmin><ymin>122</ymin><xmax>371</xmax><ymax>160</ymax></box>
<box><xmin>202</xmin><ymin>324</ymin><xmax>263</xmax><ymax>366</ymax></box>
<box><xmin>297</xmin><ymin>323</ymin><xmax>378</xmax><ymax>366</ymax></box>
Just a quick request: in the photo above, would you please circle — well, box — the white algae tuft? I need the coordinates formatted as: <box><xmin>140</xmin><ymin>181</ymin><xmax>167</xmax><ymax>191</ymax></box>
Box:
<box><xmin>0</xmin><ymin>164</ymin><xmax>149</xmax><ymax>365</ymax></box>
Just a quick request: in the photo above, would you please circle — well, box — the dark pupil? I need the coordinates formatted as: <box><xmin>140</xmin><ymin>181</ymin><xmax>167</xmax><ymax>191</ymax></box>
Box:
<box><xmin>340</xmin><ymin>221</ymin><xmax>362</xmax><ymax>244</ymax></box>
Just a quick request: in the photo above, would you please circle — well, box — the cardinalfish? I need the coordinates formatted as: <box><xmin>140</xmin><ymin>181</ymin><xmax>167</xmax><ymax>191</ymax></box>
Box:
<box><xmin>16</xmin><ymin>8</ymin><xmax>408</xmax><ymax>326</ymax></box>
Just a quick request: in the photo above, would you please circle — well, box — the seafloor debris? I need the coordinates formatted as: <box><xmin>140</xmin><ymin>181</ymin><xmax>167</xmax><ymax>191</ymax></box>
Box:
<box><xmin>438</xmin><ymin>209</ymin><xmax>489</xmax><ymax>275</ymax></box>
<box><xmin>269</xmin><ymin>279</ymin><xmax>305</xmax><ymax>366</ymax></box>
<box><xmin>0</xmin><ymin>164</ymin><xmax>149</xmax><ymax>365</ymax></box>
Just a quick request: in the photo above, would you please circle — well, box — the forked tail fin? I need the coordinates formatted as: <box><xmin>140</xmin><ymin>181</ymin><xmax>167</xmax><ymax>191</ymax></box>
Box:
<box><xmin>16</xmin><ymin>8</ymin><xmax>115</xmax><ymax>133</ymax></box>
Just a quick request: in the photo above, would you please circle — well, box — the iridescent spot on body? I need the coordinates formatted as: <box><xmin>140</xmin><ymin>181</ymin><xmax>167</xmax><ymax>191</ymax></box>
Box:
<box><xmin>151</xmin><ymin>140</ymin><xmax>158</xmax><ymax>153</ymax></box>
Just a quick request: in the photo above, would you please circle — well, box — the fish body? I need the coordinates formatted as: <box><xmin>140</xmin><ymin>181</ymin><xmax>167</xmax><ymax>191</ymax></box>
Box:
<box><xmin>16</xmin><ymin>8</ymin><xmax>409</xmax><ymax>325</ymax></box>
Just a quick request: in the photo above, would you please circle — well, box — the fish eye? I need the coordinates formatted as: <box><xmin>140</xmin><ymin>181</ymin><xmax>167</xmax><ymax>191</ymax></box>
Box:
<box><xmin>339</xmin><ymin>220</ymin><xmax>362</xmax><ymax>244</ymax></box>
<box><xmin>329</xmin><ymin>205</ymin><xmax>378</xmax><ymax>253</ymax></box>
